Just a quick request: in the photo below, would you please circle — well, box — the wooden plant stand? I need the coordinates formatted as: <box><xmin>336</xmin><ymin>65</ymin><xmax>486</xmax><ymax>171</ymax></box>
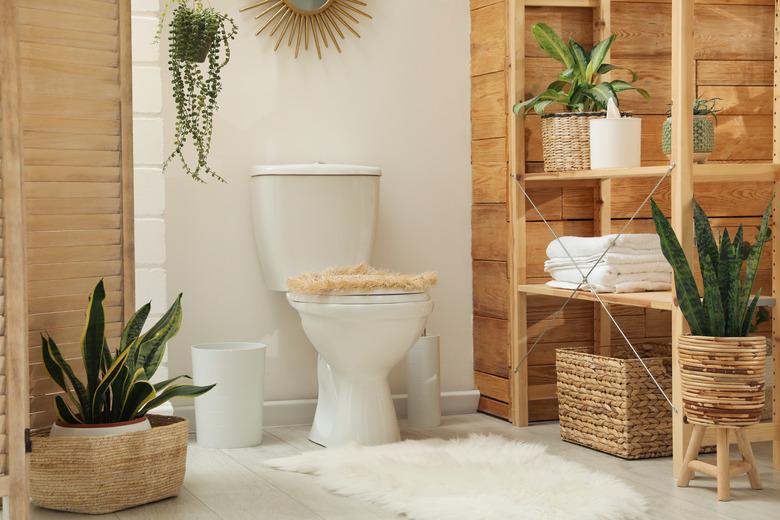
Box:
<box><xmin>677</xmin><ymin>425</ymin><xmax>762</xmax><ymax>501</ymax></box>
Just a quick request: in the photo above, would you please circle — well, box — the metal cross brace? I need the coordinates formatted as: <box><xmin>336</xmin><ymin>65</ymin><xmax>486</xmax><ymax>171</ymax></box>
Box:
<box><xmin>514</xmin><ymin>163</ymin><xmax>679</xmax><ymax>414</ymax></box>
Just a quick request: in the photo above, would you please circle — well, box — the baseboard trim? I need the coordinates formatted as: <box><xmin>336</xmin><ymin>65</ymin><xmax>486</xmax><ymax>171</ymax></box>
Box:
<box><xmin>174</xmin><ymin>390</ymin><xmax>480</xmax><ymax>431</ymax></box>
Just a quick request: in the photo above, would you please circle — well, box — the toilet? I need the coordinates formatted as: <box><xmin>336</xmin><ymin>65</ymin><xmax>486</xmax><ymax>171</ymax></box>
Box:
<box><xmin>250</xmin><ymin>164</ymin><xmax>435</xmax><ymax>447</ymax></box>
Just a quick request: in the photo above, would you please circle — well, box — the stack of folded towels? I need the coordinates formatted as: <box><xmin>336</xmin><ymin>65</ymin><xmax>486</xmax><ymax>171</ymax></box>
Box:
<box><xmin>544</xmin><ymin>233</ymin><xmax>672</xmax><ymax>293</ymax></box>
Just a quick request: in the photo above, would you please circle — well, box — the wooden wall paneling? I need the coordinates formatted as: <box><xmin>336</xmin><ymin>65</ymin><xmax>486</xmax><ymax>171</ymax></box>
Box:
<box><xmin>472</xmin><ymin>72</ymin><xmax>507</xmax><ymax>140</ymax></box>
<box><xmin>474</xmin><ymin>316</ymin><xmax>509</xmax><ymax>377</ymax></box>
<box><xmin>19</xmin><ymin>0</ymin><xmax>134</xmax><ymax>428</ymax></box>
<box><xmin>697</xmin><ymin>60</ymin><xmax>773</xmax><ymax>86</ymax></box>
<box><xmin>472</xmin><ymin>204</ymin><xmax>509</xmax><ymax>261</ymax></box>
<box><xmin>471</xmin><ymin>1</ymin><xmax>506</xmax><ymax>76</ymax></box>
<box><xmin>1</xmin><ymin>0</ymin><xmax>30</xmax><ymax>514</ymax></box>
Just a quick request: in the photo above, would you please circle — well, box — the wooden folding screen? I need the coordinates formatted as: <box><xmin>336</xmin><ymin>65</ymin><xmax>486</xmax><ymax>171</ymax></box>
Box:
<box><xmin>15</xmin><ymin>0</ymin><xmax>136</xmax><ymax>430</ymax></box>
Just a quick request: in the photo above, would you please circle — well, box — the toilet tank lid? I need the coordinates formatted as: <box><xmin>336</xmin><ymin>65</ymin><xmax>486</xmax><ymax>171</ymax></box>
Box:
<box><xmin>250</xmin><ymin>163</ymin><xmax>381</xmax><ymax>177</ymax></box>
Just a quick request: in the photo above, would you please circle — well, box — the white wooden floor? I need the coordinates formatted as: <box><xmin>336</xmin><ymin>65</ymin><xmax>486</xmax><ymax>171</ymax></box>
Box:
<box><xmin>32</xmin><ymin>413</ymin><xmax>780</xmax><ymax>519</ymax></box>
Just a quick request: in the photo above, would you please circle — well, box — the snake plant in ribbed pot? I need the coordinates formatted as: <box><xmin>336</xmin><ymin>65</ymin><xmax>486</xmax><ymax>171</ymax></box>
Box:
<box><xmin>513</xmin><ymin>23</ymin><xmax>649</xmax><ymax>172</ymax></box>
<box><xmin>30</xmin><ymin>280</ymin><xmax>215</xmax><ymax>514</ymax></box>
<box><xmin>651</xmin><ymin>198</ymin><xmax>771</xmax><ymax>427</ymax></box>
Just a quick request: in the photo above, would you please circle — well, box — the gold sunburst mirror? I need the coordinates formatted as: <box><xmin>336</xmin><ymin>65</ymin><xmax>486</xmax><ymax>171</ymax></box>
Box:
<box><xmin>240</xmin><ymin>0</ymin><xmax>372</xmax><ymax>59</ymax></box>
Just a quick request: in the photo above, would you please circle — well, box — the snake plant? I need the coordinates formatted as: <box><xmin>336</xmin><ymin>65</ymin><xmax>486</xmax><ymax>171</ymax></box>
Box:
<box><xmin>42</xmin><ymin>280</ymin><xmax>214</xmax><ymax>425</ymax></box>
<box><xmin>514</xmin><ymin>23</ymin><xmax>649</xmax><ymax>115</ymax></box>
<box><xmin>650</xmin><ymin>197</ymin><xmax>773</xmax><ymax>337</ymax></box>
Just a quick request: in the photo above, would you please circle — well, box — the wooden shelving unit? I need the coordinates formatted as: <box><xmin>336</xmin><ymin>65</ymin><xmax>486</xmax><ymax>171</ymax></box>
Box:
<box><xmin>471</xmin><ymin>0</ymin><xmax>780</xmax><ymax>477</ymax></box>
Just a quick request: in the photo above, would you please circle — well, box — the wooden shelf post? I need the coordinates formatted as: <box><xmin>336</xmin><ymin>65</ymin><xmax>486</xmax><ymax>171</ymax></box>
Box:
<box><xmin>772</xmin><ymin>0</ymin><xmax>780</xmax><ymax>471</ymax></box>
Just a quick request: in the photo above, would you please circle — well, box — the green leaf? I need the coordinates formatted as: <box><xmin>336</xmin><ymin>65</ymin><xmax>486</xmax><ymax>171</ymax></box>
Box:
<box><xmin>110</xmin><ymin>365</ymin><xmax>130</xmax><ymax>422</ymax></box>
<box><xmin>534</xmin><ymin>99</ymin><xmax>553</xmax><ymax>115</ymax></box>
<box><xmin>120</xmin><ymin>302</ymin><xmax>151</xmax><ymax>352</ymax></box>
<box><xmin>531</xmin><ymin>23</ymin><xmax>574</xmax><ymax>67</ymax></box>
<box><xmin>584</xmin><ymin>83</ymin><xmax>617</xmax><ymax>109</ymax></box>
<box><xmin>46</xmin><ymin>335</ymin><xmax>91</xmax><ymax>421</ymax></box>
<box><xmin>693</xmin><ymin>200</ymin><xmax>720</xmax><ymax>278</ymax></box>
<box><xmin>700</xmin><ymin>251</ymin><xmax>724</xmax><ymax>336</ymax></box>
<box><xmin>135</xmin><ymin>294</ymin><xmax>183</xmax><ymax>380</ymax></box>
<box><xmin>586</xmin><ymin>33</ymin><xmax>616</xmax><ymax>79</ymax></box>
<box><xmin>41</xmin><ymin>334</ymin><xmax>67</xmax><ymax>394</ymax></box>
<box><xmin>91</xmin><ymin>348</ymin><xmax>131</xmax><ymax>415</ymax></box>
<box><xmin>742</xmin><ymin>291</ymin><xmax>761</xmax><ymax>336</ymax></box>
<box><xmin>81</xmin><ymin>280</ymin><xmax>106</xmax><ymax>405</ymax></box>
<box><xmin>650</xmin><ymin>199</ymin><xmax>706</xmax><ymax>335</ymax></box>
<box><xmin>597</xmin><ymin>63</ymin><xmax>638</xmax><ymax>81</ymax></box>
<box><xmin>718</xmin><ymin>229</ymin><xmax>738</xmax><ymax>336</ymax></box>
<box><xmin>55</xmin><ymin>395</ymin><xmax>82</xmax><ymax>425</ymax></box>
<box><xmin>138</xmin><ymin>383</ymin><xmax>216</xmax><ymax>417</ymax></box>
<box><xmin>738</xmin><ymin>198</ymin><xmax>773</xmax><ymax>328</ymax></box>
<box><xmin>609</xmin><ymin>80</ymin><xmax>651</xmax><ymax>99</ymax></box>
<box><xmin>559</xmin><ymin>67</ymin><xmax>575</xmax><ymax>81</ymax></box>
<box><xmin>153</xmin><ymin>374</ymin><xmax>193</xmax><ymax>392</ymax></box>
<box><xmin>121</xmin><ymin>380</ymin><xmax>157</xmax><ymax>420</ymax></box>
<box><xmin>569</xmin><ymin>39</ymin><xmax>588</xmax><ymax>80</ymax></box>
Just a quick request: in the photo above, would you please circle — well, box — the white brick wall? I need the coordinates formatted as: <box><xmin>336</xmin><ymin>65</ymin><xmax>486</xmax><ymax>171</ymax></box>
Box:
<box><xmin>132</xmin><ymin>0</ymin><xmax>170</xmax><ymax>401</ymax></box>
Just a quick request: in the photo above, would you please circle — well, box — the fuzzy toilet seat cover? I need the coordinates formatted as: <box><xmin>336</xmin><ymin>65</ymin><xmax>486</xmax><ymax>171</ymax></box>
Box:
<box><xmin>287</xmin><ymin>264</ymin><xmax>438</xmax><ymax>295</ymax></box>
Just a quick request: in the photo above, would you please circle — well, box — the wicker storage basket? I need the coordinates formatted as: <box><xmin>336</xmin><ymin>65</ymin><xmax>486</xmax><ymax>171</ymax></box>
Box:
<box><xmin>557</xmin><ymin>344</ymin><xmax>673</xmax><ymax>459</ymax></box>
<box><xmin>30</xmin><ymin>415</ymin><xmax>188</xmax><ymax>514</ymax></box>
<box><xmin>679</xmin><ymin>335</ymin><xmax>767</xmax><ymax>427</ymax></box>
<box><xmin>541</xmin><ymin>111</ymin><xmax>632</xmax><ymax>172</ymax></box>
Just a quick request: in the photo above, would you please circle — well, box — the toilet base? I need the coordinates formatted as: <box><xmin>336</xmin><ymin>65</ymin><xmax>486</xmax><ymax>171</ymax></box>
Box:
<box><xmin>309</xmin><ymin>360</ymin><xmax>401</xmax><ymax>447</ymax></box>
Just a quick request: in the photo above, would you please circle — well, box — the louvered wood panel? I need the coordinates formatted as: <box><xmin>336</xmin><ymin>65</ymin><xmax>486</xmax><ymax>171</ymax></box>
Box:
<box><xmin>19</xmin><ymin>0</ymin><xmax>134</xmax><ymax>429</ymax></box>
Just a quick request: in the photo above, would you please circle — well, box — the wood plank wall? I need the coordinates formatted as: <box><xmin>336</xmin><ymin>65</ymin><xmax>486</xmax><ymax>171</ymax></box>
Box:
<box><xmin>16</xmin><ymin>0</ymin><xmax>135</xmax><ymax>429</ymax></box>
<box><xmin>471</xmin><ymin>0</ymin><xmax>774</xmax><ymax>421</ymax></box>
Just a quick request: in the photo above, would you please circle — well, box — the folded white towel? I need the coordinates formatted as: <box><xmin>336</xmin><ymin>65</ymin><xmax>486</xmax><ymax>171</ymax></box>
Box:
<box><xmin>546</xmin><ymin>280</ymin><xmax>672</xmax><ymax>294</ymax></box>
<box><xmin>544</xmin><ymin>256</ymin><xmax>671</xmax><ymax>273</ymax></box>
<box><xmin>546</xmin><ymin>234</ymin><xmax>662</xmax><ymax>259</ymax></box>
<box><xmin>548</xmin><ymin>266</ymin><xmax>672</xmax><ymax>287</ymax></box>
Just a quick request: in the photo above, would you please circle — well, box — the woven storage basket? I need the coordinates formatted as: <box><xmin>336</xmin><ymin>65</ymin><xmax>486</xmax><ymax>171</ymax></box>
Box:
<box><xmin>679</xmin><ymin>335</ymin><xmax>766</xmax><ymax>427</ymax></box>
<box><xmin>557</xmin><ymin>344</ymin><xmax>673</xmax><ymax>459</ymax></box>
<box><xmin>30</xmin><ymin>415</ymin><xmax>188</xmax><ymax>514</ymax></box>
<box><xmin>540</xmin><ymin>111</ymin><xmax>632</xmax><ymax>172</ymax></box>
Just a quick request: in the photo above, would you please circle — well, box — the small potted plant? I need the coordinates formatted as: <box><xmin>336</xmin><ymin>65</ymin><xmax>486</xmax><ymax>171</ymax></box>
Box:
<box><xmin>159</xmin><ymin>0</ymin><xmax>237</xmax><ymax>182</ymax></box>
<box><xmin>651</xmin><ymin>197</ymin><xmax>771</xmax><ymax>427</ymax></box>
<box><xmin>30</xmin><ymin>280</ymin><xmax>215</xmax><ymax>514</ymax></box>
<box><xmin>513</xmin><ymin>23</ymin><xmax>649</xmax><ymax>172</ymax></box>
<box><xmin>662</xmin><ymin>97</ymin><xmax>721</xmax><ymax>163</ymax></box>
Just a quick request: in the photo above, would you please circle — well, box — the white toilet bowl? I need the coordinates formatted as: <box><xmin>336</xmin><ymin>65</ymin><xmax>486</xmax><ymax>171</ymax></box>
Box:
<box><xmin>287</xmin><ymin>291</ymin><xmax>433</xmax><ymax>447</ymax></box>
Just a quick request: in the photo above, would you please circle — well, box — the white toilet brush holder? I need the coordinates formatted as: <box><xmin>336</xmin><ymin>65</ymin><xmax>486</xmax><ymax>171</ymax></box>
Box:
<box><xmin>406</xmin><ymin>334</ymin><xmax>441</xmax><ymax>428</ymax></box>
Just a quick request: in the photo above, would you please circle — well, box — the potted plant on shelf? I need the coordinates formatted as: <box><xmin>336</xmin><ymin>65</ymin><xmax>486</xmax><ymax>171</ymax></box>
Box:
<box><xmin>662</xmin><ymin>97</ymin><xmax>721</xmax><ymax>163</ymax></box>
<box><xmin>650</xmin><ymin>197</ymin><xmax>771</xmax><ymax>427</ymax></box>
<box><xmin>159</xmin><ymin>0</ymin><xmax>237</xmax><ymax>183</ymax></box>
<box><xmin>30</xmin><ymin>280</ymin><xmax>215</xmax><ymax>514</ymax></box>
<box><xmin>514</xmin><ymin>23</ymin><xmax>649</xmax><ymax>172</ymax></box>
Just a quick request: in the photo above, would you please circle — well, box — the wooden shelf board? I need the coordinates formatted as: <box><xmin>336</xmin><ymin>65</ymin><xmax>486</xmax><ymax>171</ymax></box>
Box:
<box><xmin>701</xmin><ymin>422</ymin><xmax>777</xmax><ymax>445</ymax></box>
<box><xmin>522</xmin><ymin>163</ymin><xmax>779</xmax><ymax>183</ymax></box>
<box><xmin>524</xmin><ymin>0</ymin><xmax>600</xmax><ymax>7</ymax></box>
<box><xmin>517</xmin><ymin>284</ymin><xmax>674</xmax><ymax>310</ymax></box>
<box><xmin>517</xmin><ymin>284</ymin><xmax>776</xmax><ymax>310</ymax></box>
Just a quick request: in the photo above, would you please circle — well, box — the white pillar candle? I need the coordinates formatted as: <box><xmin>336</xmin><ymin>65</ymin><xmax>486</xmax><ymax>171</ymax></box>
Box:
<box><xmin>589</xmin><ymin>117</ymin><xmax>642</xmax><ymax>169</ymax></box>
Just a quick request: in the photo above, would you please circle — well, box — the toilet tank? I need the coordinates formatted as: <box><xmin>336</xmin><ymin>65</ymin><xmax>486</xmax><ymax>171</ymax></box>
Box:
<box><xmin>250</xmin><ymin>164</ymin><xmax>381</xmax><ymax>291</ymax></box>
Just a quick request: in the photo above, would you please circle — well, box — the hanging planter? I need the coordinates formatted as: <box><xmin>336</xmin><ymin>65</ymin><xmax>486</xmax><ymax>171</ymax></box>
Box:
<box><xmin>160</xmin><ymin>1</ymin><xmax>238</xmax><ymax>182</ymax></box>
<box><xmin>661</xmin><ymin>97</ymin><xmax>720</xmax><ymax>163</ymax></box>
<box><xmin>651</xmin><ymin>196</ymin><xmax>772</xmax><ymax>427</ymax></box>
<box><xmin>514</xmin><ymin>23</ymin><xmax>649</xmax><ymax>172</ymax></box>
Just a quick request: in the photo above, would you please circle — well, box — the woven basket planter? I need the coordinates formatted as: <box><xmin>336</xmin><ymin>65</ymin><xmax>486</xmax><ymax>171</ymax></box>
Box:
<box><xmin>679</xmin><ymin>335</ymin><xmax>767</xmax><ymax>427</ymax></box>
<box><xmin>541</xmin><ymin>111</ymin><xmax>632</xmax><ymax>172</ymax></box>
<box><xmin>30</xmin><ymin>415</ymin><xmax>188</xmax><ymax>514</ymax></box>
<box><xmin>557</xmin><ymin>344</ymin><xmax>673</xmax><ymax>459</ymax></box>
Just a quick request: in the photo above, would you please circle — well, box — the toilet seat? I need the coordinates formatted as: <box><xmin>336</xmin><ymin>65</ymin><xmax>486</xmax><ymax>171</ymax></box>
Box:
<box><xmin>287</xmin><ymin>291</ymin><xmax>429</xmax><ymax>305</ymax></box>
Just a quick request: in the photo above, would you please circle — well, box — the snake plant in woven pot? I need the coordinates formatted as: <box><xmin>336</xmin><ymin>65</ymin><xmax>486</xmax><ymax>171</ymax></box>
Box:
<box><xmin>30</xmin><ymin>280</ymin><xmax>215</xmax><ymax>514</ymax></box>
<box><xmin>651</xmin><ymin>198</ymin><xmax>771</xmax><ymax>427</ymax></box>
<box><xmin>513</xmin><ymin>23</ymin><xmax>649</xmax><ymax>173</ymax></box>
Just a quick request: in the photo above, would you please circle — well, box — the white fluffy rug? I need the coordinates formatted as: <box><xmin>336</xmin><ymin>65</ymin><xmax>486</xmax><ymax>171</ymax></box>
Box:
<box><xmin>266</xmin><ymin>434</ymin><xmax>647</xmax><ymax>520</ymax></box>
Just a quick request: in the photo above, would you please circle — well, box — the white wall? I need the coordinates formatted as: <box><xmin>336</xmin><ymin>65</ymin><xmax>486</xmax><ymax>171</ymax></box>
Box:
<box><xmin>131</xmin><ymin>0</ymin><xmax>170</xmax><ymax>394</ymax></box>
<box><xmin>161</xmin><ymin>0</ymin><xmax>473</xmax><ymax>413</ymax></box>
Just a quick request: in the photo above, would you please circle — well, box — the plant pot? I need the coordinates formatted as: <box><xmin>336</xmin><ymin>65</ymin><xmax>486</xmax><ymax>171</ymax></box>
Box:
<box><xmin>49</xmin><ymin>415</ymin><xmax>151</xmax><ymax>438</ymax></box>
<box><xmin>678</xmin><ymin>335</ymin><xmax>766</xmax><ymax>427</ymax></box>
<box><xmin>172</xmin><ymin>8</ymin><xmax>218</xmax><ymax>63</ymax></box>
<box><xmin>541</xmin><ymin>111</ymin><xmax>632</xmax><ymax>172</ymax></box>
<box><xmin>661</xmin><ymin>115</ymin><xmax>715</xmax><ymax>163</ymax></box>
<box><xmin>30</xmin><ymin>415</ymin><xmax>188</xmax><ymax>514</ymax></box>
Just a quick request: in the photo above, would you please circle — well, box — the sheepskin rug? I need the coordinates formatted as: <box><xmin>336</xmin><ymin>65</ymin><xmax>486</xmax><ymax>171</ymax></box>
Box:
<box><xmin>266</xmin><ymin>434</ymin><xmax>647</xmax><ymax>520</ymax></box>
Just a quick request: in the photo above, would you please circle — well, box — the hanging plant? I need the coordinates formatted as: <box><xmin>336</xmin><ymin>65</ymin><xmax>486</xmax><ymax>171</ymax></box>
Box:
<box><xmin>160</xmin><ymin>1</ymin><xmax>237</xmax><ymax>182</ymax></box>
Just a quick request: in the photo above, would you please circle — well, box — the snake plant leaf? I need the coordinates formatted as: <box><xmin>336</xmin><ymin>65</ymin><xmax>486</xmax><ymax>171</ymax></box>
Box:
<box><xmin>738</xmin><ymin>198</ymin><xmax>773</xmax><ymax>327</ymax></box>
<box><xmin>110</xmin><ymin>365</ymin><xmax>130</xmax><ymax>422</ymax></box>
<box><xmin>55</xmin><ymin>395</ymin><xmax>82</xmax><ymax>424</ymax></box>
<box><xmin>46</xmin><ymin>334</ymin><xmax>92</xmax><ymax>421</ymax></box>
<box><xmin>597</xmin><ymin>64</ymin><xmax>638</xmax><ymax>82</ymax></box>
<box><xmin>41</xmin><ymin>334</ymin><xmax>67</xmax><ymax>395</ymax></box>
<box><xmin>700</xmin><ymin>251</ymin><xmax>725</xmax><ymax>336</ymax></box>
<box><xmin>569</xmin><ymin>39</ymin><xmax>588</xmax><ymax>80</ymax></box>
<box><xmin>717</xmin><ymin>229</ymin><xmax>738</xmax><ymax>336</ymax></box>
<box><xmin>608</xmin><ymin>80</ymin><xmax>650</xmax><ymax>99</ymax></box>
<box><xmin>121</xmin><ymin>380</ymin><xmax>157</xmax><ymax>420</ymax></box>
<box><xmin>138</xmin><ymin>383</ymin><xmax>216</xmax><ymax>417</ymax></box>
<box><xmin>531</xmin><ymin>23</ymin><xmax>574</xmax><ymax>67</ymax></box>
<box><xmin>81</xmin><ymin>279</ymin><xmax>106</xmax><ymax>402</ymax></box>
<box><xmin>135</xmin><ymin>294</ymin><xmax>183</xmax><ymax>379</ymax></box>
<box><xmin>153</xmin><ymin>374</ymin><xmax>193</xmax><ymax>392</ymax></box>
<box><xmin>91</xmin><ymin>348</ymin><xmax>131</xmax><ymax>415</ymax></box>
<box><xmin>650</xmin><ymin>199</ymin><xmax>706</xmax><ymax>335</ymax></box>
<box><xmin>585</xmin><ymin>33</ymin><xmax>616</xmax><ymax>79</ymax></box>
<box><xmin>742</xmin><ymin>291</ymin><xmax>761</xmax><ymax>336</ymax></box>
<box><xmin>119</xmin><ymin>302</ymin><xmax>151</xmax><ymax>353</ymax></box>
<box><xmin>693</xmin><ymin>200</ymin><xmax>720</xmax><ymax>277</ymax></box>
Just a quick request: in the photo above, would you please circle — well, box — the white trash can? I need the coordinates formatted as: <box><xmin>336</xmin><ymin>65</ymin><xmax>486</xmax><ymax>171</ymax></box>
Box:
<box><xmin>192</xmin><ymin>342</ymin><xmax>266</xmax><ymax>448</ymax></box>
<box><xmin>406</xmin><ymin>335</ymin><xmax>441</xmax><ymax>428</ymax></box>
